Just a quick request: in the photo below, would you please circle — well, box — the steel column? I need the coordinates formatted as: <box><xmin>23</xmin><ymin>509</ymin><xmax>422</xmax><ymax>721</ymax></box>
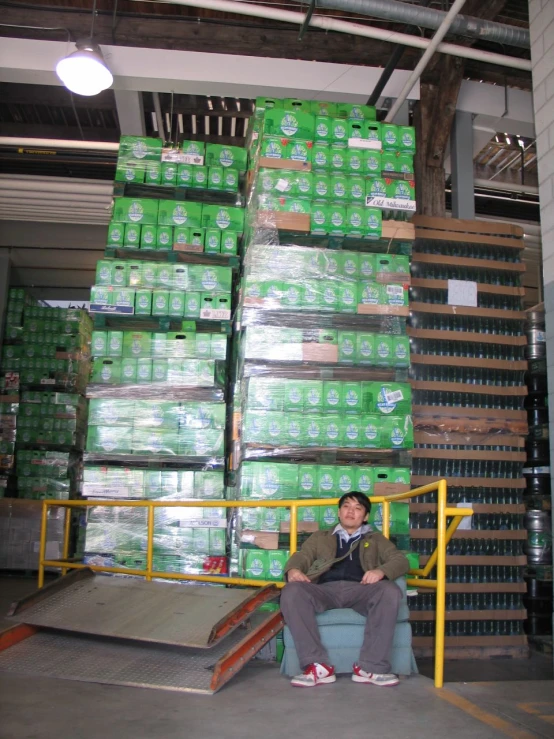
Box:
<box><xmin>451</xmin><ymin>110</ymin><xmax>475</xmax><ymax>219</ymax></box>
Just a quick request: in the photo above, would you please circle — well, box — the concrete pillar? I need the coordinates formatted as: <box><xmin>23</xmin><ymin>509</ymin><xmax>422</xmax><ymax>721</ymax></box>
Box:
<box><xmin>529</xmin><ymin>0</ymin><xmax>554</xmax><ymax>648</ymax></box>
<box><xmin>450</xmin><ymin>110</ymin><xmax>475</xmax><ymax>219</ymax></box>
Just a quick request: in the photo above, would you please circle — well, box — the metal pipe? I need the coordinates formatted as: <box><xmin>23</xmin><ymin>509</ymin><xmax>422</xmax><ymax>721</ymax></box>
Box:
<box><xmin>381</xmin><ymin>500</ymin><xmax>390</xmax><ymax>538</ymax></box>
<box><xmin>0</xmin><ymin>181</ymin><xmax>112</xmax><ymax>196</ymax></box>
<box><xmin>0</xmin><ymin>137</ymin><xmax>119</xmax><ymax>151</ymax></box>
<box><xmin>152</xmin><ymin>92</ymin><xmax>165</xmax><ymax>145</ymax></box>
<box><xmin>473</xmin><ymin>178</ymin><xmax>538</xmax><ymax>196</ymax></box>
<box><xmin>0</xmin><ymin>201</ymin><xmax>109</xmax><ymax>212</ymax></box>
<box><xmin>367</xmin><ymin>44</ymin><xmax>408</xmax><ymax>107</ymax></box>
<box><xmin>0</xmin><ymin>192</ymin><xmax>111</xmax><ymax>203</ymax></box>
<box><xmin>385</xmin><ymin>0</ymin><xmax>467</xmax><ymax>123</ymax></box>
<box><xmin>0</xmin><ymin>174</ymin><xmax>112</xmax><ymax>186</ymax></box>
<box><xmin>292</xmin><ymin>0</ymin><xmax>529</xmax><ymax>49</ymax></box>
<box><xmin>38</xmin><ymin>502</ymin><xmax>48</xmax><ymax>589</ymax></box>
<box><xmin>147</xmin><ymin>0</ymin><xmax>531</xmax><ymax>72</ymax></box>
<box><xmin>435</xmin><ymin>479</ymin><xmax>448</xmax><ymax>689</ymax></box>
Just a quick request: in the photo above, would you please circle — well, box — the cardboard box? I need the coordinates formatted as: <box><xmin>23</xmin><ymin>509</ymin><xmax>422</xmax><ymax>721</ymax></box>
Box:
<box><xmin>263</xmin><ymin>109</ymin><xmax>315</xmax><ymax>140</ymax></box>
<box><xmin>119</xmin><ymin>135</ymin><xmax>163</xmax><ymax>161</ymax></box>
<box><xmin>202</xmin><ymin>205</ymin><xmax>245</xmax><ymax>234</ymax></box>
<box><xmin>205</xmin><ymin>144</ymin><xmax>247</xmax><ymax>171</ymax></box>
<box><xmin>112</xmin><ymin>198</ymin><xmax>159</xmax><ymax>225</ymax></box>
<box><xmin>157</xmin><ymin>200</ymin><xmax>203</xmax><ymax>228</ymax></box>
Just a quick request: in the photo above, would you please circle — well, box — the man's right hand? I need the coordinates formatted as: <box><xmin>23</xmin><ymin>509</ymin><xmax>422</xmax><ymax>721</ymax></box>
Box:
<box><xmin>286</xmin><ymin>568</ymin><xmax>311</xmax><ymax>583</ymax></box>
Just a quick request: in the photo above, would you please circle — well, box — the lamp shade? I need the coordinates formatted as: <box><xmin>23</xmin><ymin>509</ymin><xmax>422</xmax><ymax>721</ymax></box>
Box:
<box><xmin>56</xmin><ymin>41</ymin><xmax>113</xmax><ymax>97</ymax></box>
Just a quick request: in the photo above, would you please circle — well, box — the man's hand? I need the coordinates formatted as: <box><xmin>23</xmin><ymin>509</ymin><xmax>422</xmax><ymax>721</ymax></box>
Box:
<box><xmin>287</xmin><ymin>568</ymin><xmax>311</xmax><ymax>583</ymax></box>
<box><xmin>361</xmin><ymin>569</ymin><xmax>385</xmax><ymax>585</ymax></box>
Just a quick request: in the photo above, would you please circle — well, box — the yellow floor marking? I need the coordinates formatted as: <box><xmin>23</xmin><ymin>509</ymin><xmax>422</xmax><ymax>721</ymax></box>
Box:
<box><xmin>518</xmin><ymin>703</ymin><xmax>554</xmax><ymax>726</ymax></box>
<box><xmin>431</xmin><ymin>687</ymin><xmax>538</xmax><ymax>739</ymax></box>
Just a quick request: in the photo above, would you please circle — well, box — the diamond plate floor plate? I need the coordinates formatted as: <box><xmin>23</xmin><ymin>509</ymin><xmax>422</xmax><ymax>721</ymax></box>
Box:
<box><xmin>0</xmin><ymin>627</ymin><xmax>255</xmax><ymax>694</ymax></box>
<box><xmin>10</xmin><ymin>578</ymin><xmax>260</xmax><ymax>648</ymax></box>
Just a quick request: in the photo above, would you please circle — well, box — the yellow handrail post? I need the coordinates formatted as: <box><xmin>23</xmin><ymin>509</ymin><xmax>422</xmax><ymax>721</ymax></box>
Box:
<box><xmin>289</xmin><ymin>502</ymin><xmax>298</xmax><ymax>555</ymax></box>
<box><xmin>38</xmin><ymin>501</ymin><xmax>49</xmax><ymax>588</ymax></box>
<box><xmin>61</xmin><ymin>507</ymin><xmax>71</xmax><ymax>577</ymax></box>
<box><xmin>381</xmin><ymin>500</ymin><xmax>390</xmax><ymax>539</ymax></box>
<box><xmin>435</xmin><ymin>479</ymin><xmax>448</xmax><ymax>689</ymax></box>
<box><xmin>146</xmin><ymin>502</ymin><xmax>154</xmax><ymax>582</ymax></box>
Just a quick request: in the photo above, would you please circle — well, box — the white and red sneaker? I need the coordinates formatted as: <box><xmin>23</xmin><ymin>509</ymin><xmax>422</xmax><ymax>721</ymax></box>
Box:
<box><xmin>352</xmin><ymin>664</ymin><xmax>399</xmax><ymax>687</ymax></box>
<box><xmin>291</xmin><ymin>662</ymin><xmax>336</xmax><ymax>687</ymax></box>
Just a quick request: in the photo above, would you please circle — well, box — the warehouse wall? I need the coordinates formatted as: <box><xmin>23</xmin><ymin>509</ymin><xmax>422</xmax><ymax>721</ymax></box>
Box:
<box><xmin>529</xmin><ymin>0</ymin><xmax>554</xmax><ymax>561</ymax></box>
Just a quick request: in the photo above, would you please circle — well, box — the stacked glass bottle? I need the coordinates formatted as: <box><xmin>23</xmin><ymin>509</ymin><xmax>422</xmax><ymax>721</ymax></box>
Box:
<box><xmin>409</xmin><ymin>217</ymin><xmax>529</xmax><ymax>658</ymax></box>
<box><xmin>0</xmin><ymin>299</ymin><xmax>91</xmax><ymax>570</ymax></box>
<box><xmin>79</xmin><ymin>134</ymin><xmax>246</xmax><ymax>579</ymax></box>
<box><xmin>229</xmin><ymin>97</ymin><xmax>417</xmax><ymax>584</ymax></box>
<box><xmin>0</xmin><ymin>287</ymin><xmax>32</xmax><ymax>494</ymax></box>
<box><xmin>522</xmin><ymin>309</ymin><xmax>552</xmax><ymax>642</ymax></box>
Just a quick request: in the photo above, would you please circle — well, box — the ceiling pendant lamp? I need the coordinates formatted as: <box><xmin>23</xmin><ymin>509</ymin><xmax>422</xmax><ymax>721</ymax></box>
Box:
<box><xmin>55</xmin><ymin>0</ymin><xmax>112</xmax><ymax>97</ymax></box>
<box><xmin>56</xmin><ymin>39</ymin><xmax>113</xmax><ymax>97</ymax></box>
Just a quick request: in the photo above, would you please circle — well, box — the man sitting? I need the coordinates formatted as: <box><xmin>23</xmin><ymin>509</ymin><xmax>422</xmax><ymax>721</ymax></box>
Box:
<box><xmin>280</xmin><ymin>491</ymin><xmax>409</xmax><ymax>688</ymax></box>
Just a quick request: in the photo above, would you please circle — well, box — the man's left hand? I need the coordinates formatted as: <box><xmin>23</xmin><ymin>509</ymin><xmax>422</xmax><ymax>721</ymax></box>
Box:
<box><xmin>361</xmin><ymin>569</ymin><xmax>385</xmax><ymax>584</ymax></box>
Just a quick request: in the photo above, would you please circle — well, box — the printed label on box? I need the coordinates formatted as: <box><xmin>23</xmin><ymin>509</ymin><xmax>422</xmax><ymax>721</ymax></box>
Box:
<box><xmin>200</xmin><ymin>308</ymin><xmax>231</xmax><ymax>320</ymax></box>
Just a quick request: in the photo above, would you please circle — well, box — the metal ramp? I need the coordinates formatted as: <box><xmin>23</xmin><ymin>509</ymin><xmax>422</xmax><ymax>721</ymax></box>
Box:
<box><xmin>0</xmin><ymin>569</ymin><xmax>283</xmax><ymax>694</ymax></box>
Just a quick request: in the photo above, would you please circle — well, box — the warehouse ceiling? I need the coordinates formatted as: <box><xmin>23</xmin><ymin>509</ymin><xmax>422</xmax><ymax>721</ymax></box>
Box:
<box><xmin>0</xmin><ymin>0</ymin><xmax>542</xmax><ymax>305</ymax></box>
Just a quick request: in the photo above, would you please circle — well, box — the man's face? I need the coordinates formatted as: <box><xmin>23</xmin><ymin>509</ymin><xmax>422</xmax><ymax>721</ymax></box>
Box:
<box><xmin>338</xmin><ymin>496</ymin><xmax>368</xmax><ymax>534</ymax></box>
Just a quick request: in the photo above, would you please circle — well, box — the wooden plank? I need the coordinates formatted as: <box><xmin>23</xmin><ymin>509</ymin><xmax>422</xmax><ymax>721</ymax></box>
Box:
<box><xmin>255</xmin><ymin>211</ymin><xmax>310</xmax><ymax>232</ymax></box>
<box><xmin>410</xmin><ymin>610</ymin><xmax>528</xmax><ymax>621</ymax></box>
<box><xmin>356</xmin><ymin>305</ymin><xmax>410</xmax><ymax>317</ymax></box>
<box><xmin>443</xmin><ymin>582</ymin><xmax>526</xmax><ymax>592</ymax></box>
<box><xmin>413</xmin><ymin>404</ymin><xmax>527</xmax><ymax>421</ymax></box>
<box><xmin>418</xmin><ymin>555</ymin><xmax>528</xmax><ymax>566</ymax></box>
<box><xmin>411</xmin><ymin>252</ymin><xmax>526</xmax><ymax>272</ymax></box>
<box><xmin>414</xmin><ymin>431</ymin><xmax>525</xmax><ymax>447</ymax></box>
<box><xmin>411</xmin><ymin>380</ymin><xmax>527</xmax><ymax>396</ymax></box>
<box><xmin>410</xmin><ymin>503</ymin><xmax>525</xmax><ymax>513</ymax></box>
<box><xmin>381</xmin><ymin>221</ymin><xmax>415</xmax><ymax>242</ymax></box>
<box><xmin>410</xmin><ymin>530</ymin><xmax>527</xmax><ymax>541</ymax></box>
<box><xmin>411</xmin><ymin>355</ymin><xmax>527</xmax><ymax>370</ymax></box>
<box><xmin>413</xmin><ymin>645</ymin><xmax>529</xmax><ymax>659</ymax></box>
<box><xmin>376</xmin><ymin>272</ymin><xmax>412</xmax><ymax>286</ymax></box>
<box><xmin>411</xmin><ymin>476</ymin><xmax>527</xmax><ymax>489</ymax></box>
<box><xmin>414</xmin><ymin>229</ymin><xmax>525</xmax><ymax>249</ymax></box>
<box><xmin>412</xmin><ymin>215</ymin><xmax>524</xmax><ymax>239</ymax></box>
<box><xmin>413</xmin><ymin>635</ymin><xmax>527</xmax><ymax>647</ymax></box>
<box><xmin>410</xmin><ymin>301</ymin><xmax>526</xmax><ymax>320</ymax></box>
<box><xmin>407</xmin><ymin>327</ymin><xmax>527</xmax><ymax>347</ymax></box>
<box><xmin>412</xmin><ymin>449</ymin><xmax>527</xmax><ymax>462</ymax></box>
<box><xmin>411</xmin><ymin>278</ymin><xmax>525</xmax><ymax>298</ymax></box>
<box><xmin>412</xmin><ymin>417</ymin><xmax>528</xmax><ymax>435</ymax></box>
<box><xmin>257</xmin><ymin>158</ymin><xmax>311</xmax><ymax>172</ymax></box>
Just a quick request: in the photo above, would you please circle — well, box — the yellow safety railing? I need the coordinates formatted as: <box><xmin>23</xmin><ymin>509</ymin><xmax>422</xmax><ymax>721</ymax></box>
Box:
<box><xmin>38</xmin><ymin>479</ymin><xmax>472</xmax><ymax>688</ymax></box>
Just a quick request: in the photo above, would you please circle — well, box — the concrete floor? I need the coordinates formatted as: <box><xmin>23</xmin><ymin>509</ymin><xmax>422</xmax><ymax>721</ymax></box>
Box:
<box><xmin>1</xmin><ymin>576</ymin><xmax>554</xmax><ymax>739</ymax></box>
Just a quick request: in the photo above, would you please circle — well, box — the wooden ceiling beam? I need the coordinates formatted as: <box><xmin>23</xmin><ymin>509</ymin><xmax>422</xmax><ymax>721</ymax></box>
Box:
<box><xmin>0</xmin><ymin>6</ymin><xmax>422</xmax><ymax>68</ymax></box>
<box><xmin>0</xmin><ymin>122</ymin><xmax>120</xmax><ymax>142</ymax></box>
<box><xmin>0</xmin><ymin>83</ymin><xmax>116</xmax><ymax>110</ymax></box>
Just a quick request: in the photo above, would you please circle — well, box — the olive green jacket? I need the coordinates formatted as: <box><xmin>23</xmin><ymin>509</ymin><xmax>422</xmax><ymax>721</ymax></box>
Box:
<box><xmin>284</xmin><ymin>529</ymin><xmax>410</xmax><ymax>583</ymax></box>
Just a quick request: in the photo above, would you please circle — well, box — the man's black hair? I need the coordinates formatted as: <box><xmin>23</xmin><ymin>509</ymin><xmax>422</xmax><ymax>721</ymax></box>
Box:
<box><xmin>338</xmin><ymin>492</ymin><xmax>371</xmax><ymax>519</ymax></box>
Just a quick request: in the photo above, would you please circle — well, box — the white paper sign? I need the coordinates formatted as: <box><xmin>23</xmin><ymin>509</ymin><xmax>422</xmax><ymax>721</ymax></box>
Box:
<box><xmin>448</xmin><ymin>279</ymin><xmax>477</xmax><ymax>307</ymax></box>
<box><xmin>457</xmin><ymin>502</ymin><xmax>473</xmax><ymax>530</ymax></box>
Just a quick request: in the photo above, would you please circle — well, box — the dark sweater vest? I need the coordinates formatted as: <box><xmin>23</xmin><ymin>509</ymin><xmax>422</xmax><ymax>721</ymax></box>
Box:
<box><xmin>317</xmin><ymin>533</ymin><xmax>365</xmax><ymax>584</ymax></box>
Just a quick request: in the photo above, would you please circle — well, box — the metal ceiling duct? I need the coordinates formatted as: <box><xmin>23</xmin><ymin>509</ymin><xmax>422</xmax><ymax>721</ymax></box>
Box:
<box><xmin>291</xmin><ymin>0</ymin><xmax>530</xmax><ymax>49</ymax></box>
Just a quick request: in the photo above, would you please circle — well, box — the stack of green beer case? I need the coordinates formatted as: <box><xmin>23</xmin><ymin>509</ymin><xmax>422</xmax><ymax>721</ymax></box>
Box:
<box><xmin>231</xmin><ymin>97</ymin><xmax>416</xmax><ymax>583</ymax></box>
<box><xmin>82</xmin><ymin>134</ymin><xmax>248</xmax><ymax>579</ymax></box>
<box><xmin>0</xmin><ymin>301</ymin><xmax>92</xmax><ymax>502</ymax></box>
<box><xmin>0</xmin><ymin>288</ymin><xmax>34</xmax><ymax>487</ymax></box>
<box><xmin>107</xmin><ymin>135</ymin><xmax>245</xmax><ymax>255</ymax></box>
<box><xmin>245</xmin><ymin>97</ymin><xmax>416</xmax><ymax>232</ymax></box>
